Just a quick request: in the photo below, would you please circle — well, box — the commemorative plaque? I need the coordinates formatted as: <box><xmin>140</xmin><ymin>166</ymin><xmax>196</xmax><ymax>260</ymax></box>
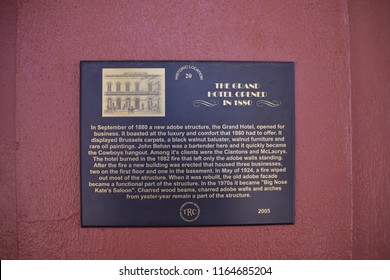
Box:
<box><xmin>80</xmin><ymin>61</ymin><xmax>294</xmax><ymax>227</ymax></box>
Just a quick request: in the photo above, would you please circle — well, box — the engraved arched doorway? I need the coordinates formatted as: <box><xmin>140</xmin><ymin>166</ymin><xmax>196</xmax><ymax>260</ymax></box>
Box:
<box><xmin>147</xmin><ymin>97</ymin><xmax>153</xmax><ymax>111</ymax></box>
<box><xmin>106</xmin><ymin>98</ymin><xmax>113</xmax><ymax>112</ymax></box>
<box><xmin>135</xmin><ymin>98</ymin><xmax>140</xmax><ymax>110</ymax></box>
<box><xmin>155</xmin><ymin>98</ymin><xmax>160</xmax><ymax>111</ymax></box>
<box><xmin>125</xmin><ymin>98</ymin><xmax>131</xmax><ymax>110</ymax></box>
<box><xmin>116</xmin><ymin>98</ymin><xmax>121</xmax><ymax>111</ymax></box>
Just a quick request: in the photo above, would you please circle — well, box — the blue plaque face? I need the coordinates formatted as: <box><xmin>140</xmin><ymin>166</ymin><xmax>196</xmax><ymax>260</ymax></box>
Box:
<box><xmin>80</xmin><ymin>61</ymin><xmax>294</xmax><ymax>227</ymax></box>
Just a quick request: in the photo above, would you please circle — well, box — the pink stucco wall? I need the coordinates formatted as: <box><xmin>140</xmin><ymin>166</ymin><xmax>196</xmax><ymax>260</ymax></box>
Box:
<box><xmin>0</xmin><ymin>0</ymin><xmax>18</xmax><ymax>260</ymax></box>
<box><xmin>0</xmin><ymin>0</ymin><xmax>388</xmax><ymax>259</ymax></box>
<box><xmin>350</xmin><ymin>0</ymin><xmax>390</xmax><ymax>259</ymax></box>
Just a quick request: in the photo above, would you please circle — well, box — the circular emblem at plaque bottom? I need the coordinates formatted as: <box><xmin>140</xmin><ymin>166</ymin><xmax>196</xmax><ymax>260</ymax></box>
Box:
<box><xmin>180</xmin><ymin>202</ymin><xmax>200</xmax><ymax>222</ymax></box>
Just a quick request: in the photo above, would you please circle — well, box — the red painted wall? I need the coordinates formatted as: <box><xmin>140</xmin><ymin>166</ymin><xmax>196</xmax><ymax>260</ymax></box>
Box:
<box><xmin>0</xmin><ymin>0</ymin><xmax>388</xmax><ymax>259</ymax></box>
<box><xmin>0</xmin><ymin>0</ymin><xmax>18</xmax><ymax>260</ymax></box>
<box><xmin>349</xmin><ymin>0</ymin><xmax>390</xmax><ymax>259</ymax></box>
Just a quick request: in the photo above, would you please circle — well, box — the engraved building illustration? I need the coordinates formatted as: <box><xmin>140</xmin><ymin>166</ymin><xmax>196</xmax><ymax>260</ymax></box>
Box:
<box><xmin>102</xmin><ymin>68</ymin><xmax>165</xmax><ymax>117</ymax></box>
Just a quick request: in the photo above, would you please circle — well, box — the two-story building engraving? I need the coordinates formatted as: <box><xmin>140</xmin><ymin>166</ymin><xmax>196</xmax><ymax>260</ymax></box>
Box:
<box><xmin>102</xmin><ymin>68</ymin><xmax>165</xmax><ymax>117</ymax></box>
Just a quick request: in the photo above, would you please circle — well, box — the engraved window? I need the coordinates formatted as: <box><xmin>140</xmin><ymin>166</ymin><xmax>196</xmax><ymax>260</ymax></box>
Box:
<box><xmin>148</xmin><ymin>82</ymin><xmax>153</xmax><ymax>92</ymax></box>
<box><xmin>107</xmin><ymin>82</ymin><xmax>112</xmax><ymax>92</ymax></box>
<box><xmin>116</xmin><ymin>82</ymin><xmax>121</xmax><ymax>92</ymax></box>
<box><xmin>135</xmin><ymin>82</ymin><xmax>140</xmax><ymax>92</ymax></box>
<box><xmin>125</xmin><ymin>82</ymin><xmax>130</xmax><ymax>92</ymax></box>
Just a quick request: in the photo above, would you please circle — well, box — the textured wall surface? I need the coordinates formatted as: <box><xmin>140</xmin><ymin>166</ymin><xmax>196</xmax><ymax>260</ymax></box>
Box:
<box><xmin>350</xmin><ymin>0</ymin><xmax>390</xmax><ymax>259</ymax></box>
<box><xmin>0</xmin><ymin>0</ymin><xmax>385</xmax><ymax>259</ymax></box>
<box><xmin>0</xmin><ymin>0</ymin><xmax>18</xmax><ymax>260</ymax></box>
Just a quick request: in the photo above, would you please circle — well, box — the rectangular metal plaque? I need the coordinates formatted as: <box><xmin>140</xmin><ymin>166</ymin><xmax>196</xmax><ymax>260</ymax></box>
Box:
<box><xmin>80</xmin><ymin>61</ymin><xmax>294</xmax><ymax>226</ymax></box>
